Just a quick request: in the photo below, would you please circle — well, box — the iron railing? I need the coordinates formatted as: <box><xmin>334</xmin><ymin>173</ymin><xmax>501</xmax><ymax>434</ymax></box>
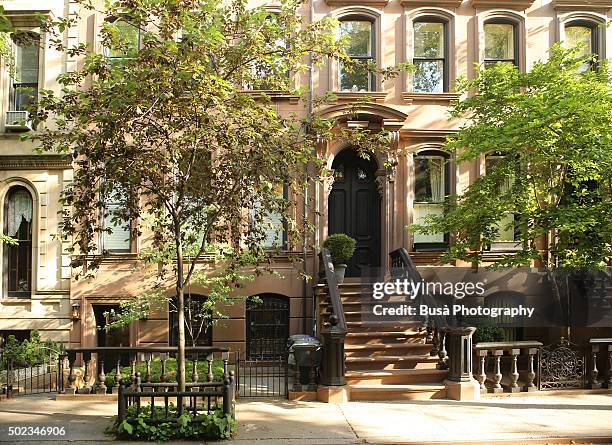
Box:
<box><xmin>317</xmin><ymin>248</ymin><xmax>347</xmax><ymax>386</ymax></box>
<box><xmin>0</xmin><ymin>348</ymin><xmax>62</xmax><ymax>397</ymax></box>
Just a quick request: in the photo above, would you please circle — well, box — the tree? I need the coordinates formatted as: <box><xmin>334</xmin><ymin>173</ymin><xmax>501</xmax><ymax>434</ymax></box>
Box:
<box><xmin>32</xmin><ymin>0</ymin><xmax>401</xmax><ymax>393</ymax></box>
<box><xmin>411</xmin><ymin>45</ymin><xmax>612</xmax><ymax>268</ymax></box>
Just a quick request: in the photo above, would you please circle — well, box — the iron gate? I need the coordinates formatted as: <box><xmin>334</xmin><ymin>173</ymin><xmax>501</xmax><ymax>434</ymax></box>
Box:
<box><xmin>539</xmin><ymin>339</ymin><xmax>586</xmax><ymax>390</ymax></box>
<box><xmin>246</xmin><ymin>294</ymin><xmax>289</xmax><ymax>360</ymax></box>
<box><xmin>0</xmin><ymin>351</ymin><xmax>63</xmax><ymax>397</ymax></box>
<box><xmin>236</xmin><ymin>351</ymin><xmax>288</xmax><ymax>398</ymax></box>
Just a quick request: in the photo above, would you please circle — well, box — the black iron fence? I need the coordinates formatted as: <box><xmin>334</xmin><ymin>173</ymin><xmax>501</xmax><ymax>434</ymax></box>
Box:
<box><xmin>236</xmin><ymin>350</ymin><xmax>288</xmax><ymax>398</ymax></box>
<box><xmin>117</xmin><ymin>375</ymin><xmax>235</xmax><ymax>426</ymax></box>
<box><xmin>0</xmin><ymin>348</ymin><xmax>62</xmax><ymax>397</ymax></box>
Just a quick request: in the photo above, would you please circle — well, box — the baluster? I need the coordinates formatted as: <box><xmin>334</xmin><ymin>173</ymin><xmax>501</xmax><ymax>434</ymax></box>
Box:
<box><xmin>134</xmin><ymin>371</ymin><xmax>141</xmax><ymax>392</ymax></box>
<box><xmin>525</xmin><ymin>348</ymin><xmax>537</xmax><ymax>391</ymax></box>
<box><xmin>607</xmin><ymin>345</ymin><xmax>612</xmax><ymax>388</ymax></box>
<box><xmin>160</xmin><ymin>354</ymin><xmax>167</xmax><ymax>383</ymax></box>
<box><xmin>145</xmin><ymin>354</ymin><xmax>152</xmax><ymax>383</ymax></box>
<box><xmin>206</xmin><ymin>355</ymin><xmax>214</xmax><ymax>382</ymax></box>
<box><xmin>492</xmin><ymin>350</ymin><xmax>503</xmax><ymax>393</ymax></box>
<box><xmin>590</xmin><ymin>345</ymin><xmax>601</xmax><ymax>389</ymax></box>
<box><xmin>96</xmin><ymin>360</ymin><xmax>107</xmax><ymax>394</ymax></box>
<box><xmin>426</xmin><ymin>323</ymin><xmax>434</xmax><ymax>345</ymax></box>
<box><xmin>66</xmin><ymin>353</ymin><xmax>77</xmax><ymax>395</ymax></box>
<box><xmin>477</xmin><ymin>350</ymin><xmax>487</xmax><ymax>393</ymax></box>
<box><xmin>113</xmin><ymin>359</ymin><xmax>122</xmax><ymax>394</ymax></box>
<box><xmin>437</xmin><ymin>330</ymin><xmax>448</xmax><ymax>370</ymax></box>
<box><xmin>509</xmin><ymin>348</ymin><xmax>520</xmax><ymax>393</ymax></box>
<box><xmin>81</xmin><ymin>352</ymin><xmax>92</xmax><ymax>394</ymax></box>
<box><xmin>192</xmin><ymin>358</ymin><xmax>199</xmax><ymax>383</ymax></box>
<box><xmin>430</xmin><ymin>327</ymin><xmax>439</xmax><ymax>357</ymax></box>
<box><xmin>130</xmin><ymin>356</ymin><xmax>137</xmax><ymax>390</ymax></box>
<box><xmin>222</xmin><ymin>356</ymin><xmax>229</xmax><ymax>380</ymax></box>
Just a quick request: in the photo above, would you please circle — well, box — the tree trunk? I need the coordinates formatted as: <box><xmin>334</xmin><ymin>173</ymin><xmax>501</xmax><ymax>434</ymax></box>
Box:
<box><xmin>177</xmin><ymin>285</ymin><xmax>186</xmax><ymax>393</ymax></box>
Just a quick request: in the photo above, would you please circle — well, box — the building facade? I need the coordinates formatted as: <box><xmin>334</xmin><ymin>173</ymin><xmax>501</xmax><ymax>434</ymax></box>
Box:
<box><xmin>1</xmin><ymin>0</ymin><xmax>611</xmax><ymax>355</ymax></box>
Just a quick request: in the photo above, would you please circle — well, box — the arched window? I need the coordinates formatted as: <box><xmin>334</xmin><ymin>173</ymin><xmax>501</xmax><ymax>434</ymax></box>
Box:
<box><xmin>246</xmin><ymin>294</ymin><xmax>289</xmax><ymax>360</ymax></box>
<box><xmin>339</xmin><ymin>17</ymin><xmax>375</xmax><ymax>92</ymax></box>
<box><xmin>4</xmin><ymin>186</ymin><xmax>33</xmax><ymax>298</ymax></box>
<box><xmin>413</xmin><ymin>18</ymin><xmax>448</xmax><ymax>93</ymax></box>
<box><xmin>565</xmin><ymin>20</ymin><xmax>601</xmax><ymax>69</ymax></box>
<box><xmin>484</xmin><ymin>19</ymin><xmax>518</xmax><ymax>68</ymax></box>
<box><xmin>169</xmin><ymin>294</ymin><xmax>213</xmax><ymax>347</ymax></box>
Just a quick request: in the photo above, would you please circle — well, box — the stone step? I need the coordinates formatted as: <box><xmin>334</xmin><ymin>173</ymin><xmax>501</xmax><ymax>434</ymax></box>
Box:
<box><xmin>348</xmin><ymin>383</ymin><xmax>446</xmax><ymax>401</ymax></box>
<box><xmin>345</xmin><ymin>331</ymin><xmax>425</xmax><ymax>345</ymax></box>
<box><xmin>346</xmin><ymin>368</ymin><xmax>448</xmax><ymax>385</ymax></box>
<box><xmin>344</xmin><ymin>343</ymin><xmax>431</xmax><ymax>357</ymax></box>
<box><xmin>346</xmin><ymin>321</ymin><xmax>422</xmax><ymax>332</ymax></box>
<box><xmin>346</xmin><ymin>355</ymin><xmax>440</xmax><ymax>371</ymax></box>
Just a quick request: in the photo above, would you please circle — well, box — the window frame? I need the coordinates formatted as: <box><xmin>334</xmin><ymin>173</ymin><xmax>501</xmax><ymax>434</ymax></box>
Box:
<box><xmin>99</xmin><ymin>190</ymin><xmax>132</xmax><ymax>254</ymax></box>
<box><xmin>338</xmin><ymin>16</ymin><xmax>376</xmax><ymax>92</ymax></box>
<box><xmin>3</xmin><ymin>186</ymin><xmax>34</xmax><ymax>299</ymax></box>
<box><xmin>412</xmin><ymin>17</ymin><xmax>449</xmax><ymax>93</ymax></box>
<box><xmin>103</xmin><ymin>15</ymin><xmax>142</xmax><ymax>65</ymax></box>
<box><xmin>483</xmin><ymin>18</ymin><xmax>520</xmax><ymax>68</ymax></box>
<box><xmin>8</xmin><ymin>31</ymin><xmax>41</xmax><ymax>113</ymax></box>
<box><xmin>564</xmin><ymin>20</ymin><xmax>600</xmax><ymax>62</ymax></box>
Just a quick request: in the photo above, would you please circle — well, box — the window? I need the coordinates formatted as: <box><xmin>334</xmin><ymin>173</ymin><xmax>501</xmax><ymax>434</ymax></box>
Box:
<box><xmin>484</xmin><ymin>21</ymin><xmax>518</xmax><ymax>67</ymax></box>
<box><xmin>246</xmin><ymin>294</ymin><xmax>289</xmax><ymax>360</ymax></box>
<box><xmin>413</xmin><ymin>20</ymin><xmax>447</xmax><ymax>93</ymax></box>
<box><xmin>248</xmin><ymin>14</ymin><xmax>288</xmax><ymax>90</ymax></box>
<box><xmin>565</xmin><ymin>21</ymin><xmax>600</xmax><ymax>70</ymax></box>
<box><xmin>169</xmin><ymin>295</ymin><xmax>213</xmax><ymax>347</ymax></box>
<box><xmin>250</xmin><ymin>184</ymin><xmax>288</xmax><ymax>250</ymax></box>
<box><xmin>104</xmin><ymin>18</ymin><xmax>140</xmax><ymax>65</ymax></box>
<box><xmin>339</xmin><ymin>19</ymin><xmax>375</xmax><ymax>92</ymax></box>
<box><xmin>485</xmin><ymin>155</ymin><xmax>516</xmax><ymax>243</ymax></box>
<box><xmin>3</xmin><ymin>186</ymin><xmax>33</xmax><ymax>298</ymax></box>
<box><xmin>9</xmin><ymin>32</ymin><xmax>39</xmax><ymax>112</ymax></box>
<box><xmin>413</xmin><ymin>153</ymin><xmax>450</xmax><ymax>249</ymax></box>
<box><xmin>100</xmin><ymin>190</ymin><xmax>131</xmax><ymax>253</ymax></box>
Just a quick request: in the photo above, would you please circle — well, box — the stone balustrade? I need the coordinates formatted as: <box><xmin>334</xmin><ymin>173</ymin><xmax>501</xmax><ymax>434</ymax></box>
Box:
<box><xmin>62</xmin><ymin>346</ymin><xmax>229</xmax><ymax>395</ymax></box>
<box><xmin>588</xmin><ymin>338</ymin><xmax>612</xmax><ymax>389</ymax></box>
<box><xmin>474</xmin><ymin>341</ymin><xmax>542</xmax><ymax>394</ymax></box>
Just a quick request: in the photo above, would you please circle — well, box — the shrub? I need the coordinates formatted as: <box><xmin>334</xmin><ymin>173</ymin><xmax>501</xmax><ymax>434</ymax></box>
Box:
<box><xmin>323</xmin><ymin>234</ymin><xmax>356</xmax><ymax>263</ymax></box>
<box><xmin>110</xmin><ymin>403</ymin><xmax>236</xmax><ymax>441</ymax></box>
<box><xmin>473</xmin><ymin>325</ymin><xmax>507</xmax><ymax>344</ymax></box>
<box><xmin>104</xmin><ymin>357</ymin><xmax>225</xmax><ymax>388</ymax></box>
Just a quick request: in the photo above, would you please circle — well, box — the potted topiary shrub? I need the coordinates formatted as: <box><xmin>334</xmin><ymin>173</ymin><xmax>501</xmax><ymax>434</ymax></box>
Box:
<box><xmin>323</xmin><ymin>233</ymin><xmax>356</xmax><ymax>284</ymax></box>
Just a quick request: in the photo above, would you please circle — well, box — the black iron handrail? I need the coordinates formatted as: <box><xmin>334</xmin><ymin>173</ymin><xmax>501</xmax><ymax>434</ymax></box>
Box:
<box><xmin>389</xmin><ymin>247</ymin><xmax>422</xmax><ymax>283</ymax></box>
<box><xmin>319</xmin><ymin>248</ymin><xmax>347</xmax><ymax>334</ymax></box>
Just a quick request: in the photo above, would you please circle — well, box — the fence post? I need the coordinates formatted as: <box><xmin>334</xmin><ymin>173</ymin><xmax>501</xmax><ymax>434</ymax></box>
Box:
<box><xmin>319</xmin><ymin>316</ymin><xmax>346</xmax><ymax>386</ymax></box>
<box><xmin>445</xmin><ymin>327</ymin><xmax>479</xmax><ymax>401</ymax></box>
<box><xmin>117</xmin><ymin>380</ymin><xmax>127</xmax><ymax>423</ymax></box>
<box><xmin>222</xmin><ymin>376</ymin><xmax>232</xmax><ymax>417</ymax></box>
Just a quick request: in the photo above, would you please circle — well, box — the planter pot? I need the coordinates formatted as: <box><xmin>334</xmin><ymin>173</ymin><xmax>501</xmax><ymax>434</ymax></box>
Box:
<box><xmin>333</xmin><ymin>263</ymin><xmax>347</xmax><ymax>284</ymax></box>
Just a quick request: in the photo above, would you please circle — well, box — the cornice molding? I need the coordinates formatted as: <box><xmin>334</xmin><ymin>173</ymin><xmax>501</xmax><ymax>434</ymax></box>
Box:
<box><xmin>469</xmin><ymin>0</ymin><xmax>535</xmax><ymax>9</ymax></box>
<box><xmin>329</xmin><ymin>91</ymin><xmax>389</xmax><ymax>104</ymax></box>
<box><xmin>325</xmin><ymin>0</ymin><xmax>389</xmax><ymax>7</ymax></box>
<box><xmin>0</xmin><ymin>155</ymin><xmax>72</xmax><ymax>170</ymax></box>
<box><xmin>3</xmin><ymin>9</ymin><xmax>53</xmax><ymax>28</ymax></box>
<box><xmin>242</xmin><ymin>90</ymin><xmax>300</xmax><ymax>104</ymax></box>
<box><xmin>399</xmin><ymin>128</ymin><xmax>457</xmax><ymax>140</ymax></box>
<box><xmin>400</xmin><ymin>0</ymin><xmax>463</xmax><ymax>8</ymax></box>
<box><xmin>402</xmin><ymin>92</ymin><xmax>460</xmax><ymax>106</ymax></box>
<box><xmin>552</xmin><ymin>0</ymin><xmax>612</xmax><ymax>10</ymax></box>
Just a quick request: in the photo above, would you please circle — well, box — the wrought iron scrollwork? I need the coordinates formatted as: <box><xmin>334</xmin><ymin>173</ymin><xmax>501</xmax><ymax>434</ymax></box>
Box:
<box><xmin>540</xmin><ymin>339</ymin><xmax>586</xmax><ymax>390</ymax></box>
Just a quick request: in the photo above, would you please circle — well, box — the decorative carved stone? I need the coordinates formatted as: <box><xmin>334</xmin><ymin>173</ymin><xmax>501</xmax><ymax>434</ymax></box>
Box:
<box><xmin>0</xmin><ymin>155</ymin><xmax>72</xmax><ymax>171</ymax></box>
<box><xmin>375</xmin><ymin>175</ymin><xmax>386</xmax><ymax>198</ymax></box>
<box><xmin>322</xmin><ymin>169</ymin><xmax>335</xmax><ymax>197</ymax></box>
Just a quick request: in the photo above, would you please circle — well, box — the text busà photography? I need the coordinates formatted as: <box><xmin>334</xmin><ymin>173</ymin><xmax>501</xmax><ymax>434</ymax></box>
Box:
<box><xmin>0</xmin><ymin>0</ymin><xmax>611</xmax><ymax>443</ymax></box>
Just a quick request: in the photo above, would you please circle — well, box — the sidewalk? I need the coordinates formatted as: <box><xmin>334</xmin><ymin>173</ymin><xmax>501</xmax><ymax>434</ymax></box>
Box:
<box><xmin>0</xmin><ymin>392</ymin><xmax>610</xmax><ymax>444</ymax></box>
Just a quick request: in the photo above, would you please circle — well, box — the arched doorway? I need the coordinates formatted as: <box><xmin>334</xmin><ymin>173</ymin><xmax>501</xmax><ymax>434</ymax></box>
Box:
<box><xmin>246</xmin><ymin>294</ymin><xmax>289</xmax><ymax>360</ymax></box>
<box><xmin>329</xmin><ymin>149</ymin><xmax>381</xmax><ymax>277</ymax></box>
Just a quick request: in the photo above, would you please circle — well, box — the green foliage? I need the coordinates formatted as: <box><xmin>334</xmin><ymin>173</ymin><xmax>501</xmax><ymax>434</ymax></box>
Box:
<box><xmin>111</xmin><ymin>403</ymin><xmax>235</xmax><ymax>441</ymax></box>
<box><xmin>0</xmin><ymin>6</ymin><xmax>14</xmax><ymax>74</ymax></box>
<box><xmin>104</xmin><ymin>357</ymin><xmax>224</xmax><ymax>388</ymax></box>
<box><xmin>0</xmin><ymin>331</ymin><xmax>61</xmax><ymax>369</ymax></box>
<box><xmin>411</xmin><ymin>45</ymin><xmax>612</xmax><ymax>268</ymax></box>
<box><xmin>323</xmin><ymin>233</ymin><xmax>356</xmax><ymax>263</ymax></box>
<box><xmin>473</xmin><ymin>325</ymin><xmax>507</xmax><ymax>344</ymax></box>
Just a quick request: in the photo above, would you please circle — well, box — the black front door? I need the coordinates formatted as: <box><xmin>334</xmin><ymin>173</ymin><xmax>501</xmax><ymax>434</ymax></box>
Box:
<box><xmin>328</xmin><ymin>149</ymin><xmax>381</xmax><ymax>277</ymax></box>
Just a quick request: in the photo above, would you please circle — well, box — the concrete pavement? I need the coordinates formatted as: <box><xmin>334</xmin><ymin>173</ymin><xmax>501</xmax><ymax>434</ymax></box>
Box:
<box><xmin>0</xmin><ymin>392</ymin><xmax>610</xmax><ymax>444</ymax></box>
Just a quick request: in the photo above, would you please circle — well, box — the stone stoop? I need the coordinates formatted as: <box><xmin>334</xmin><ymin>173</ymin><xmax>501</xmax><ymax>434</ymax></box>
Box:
<box><xmin>317</xmin><ymin>281</ymin><xmax>448</xmax><ymax>401</ymax></box>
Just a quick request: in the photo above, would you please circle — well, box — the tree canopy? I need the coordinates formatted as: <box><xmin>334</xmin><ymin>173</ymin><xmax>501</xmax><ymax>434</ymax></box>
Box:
<box><xmin>411</xmin><ymin>45</ymin><xmax>612</xmax><ymax>268</ymax></box>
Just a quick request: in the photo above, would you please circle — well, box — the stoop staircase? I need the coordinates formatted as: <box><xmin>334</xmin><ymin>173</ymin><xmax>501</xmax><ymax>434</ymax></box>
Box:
<box><xmin>316</xmin><ymin>280</ymin><xmax>448</xmax><ymax>401</ymax></box>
